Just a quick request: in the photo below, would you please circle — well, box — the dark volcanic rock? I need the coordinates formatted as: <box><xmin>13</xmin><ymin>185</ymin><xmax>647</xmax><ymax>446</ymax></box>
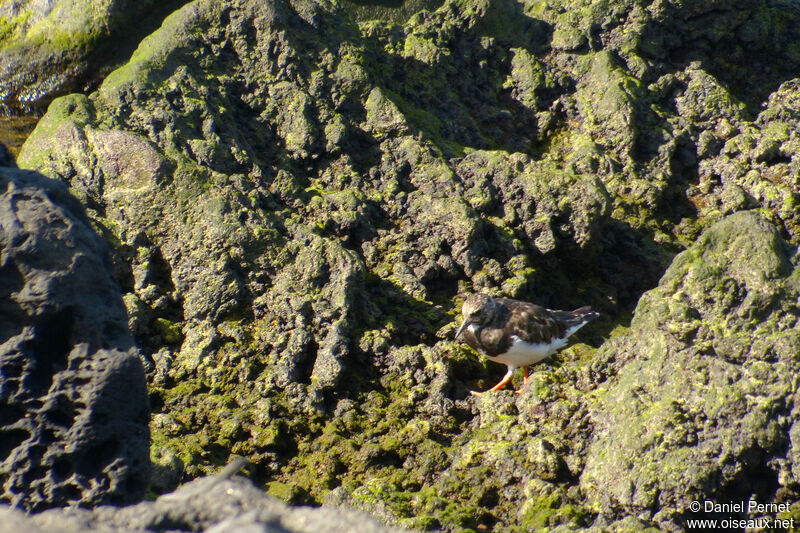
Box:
<box><xmin>0</xmin><ymin>167</ymin><xmax>149</xmax><ymax>510</ymax></box>
<box><xmin>0</xmin><ymin>463</ymin><xmax>404</xmax><ymax>533</ymax></box>
<box><xmin>582</xmin><ymin>211</ymin><xmax>800</xmax><ymax>530</ymax></box>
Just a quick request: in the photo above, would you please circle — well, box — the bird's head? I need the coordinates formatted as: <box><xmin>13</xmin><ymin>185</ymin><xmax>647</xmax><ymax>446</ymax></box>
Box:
<box><xmin>455</xmin><ymin>293</ymin><xmax>496</xmax><ymax>339</ymax></box>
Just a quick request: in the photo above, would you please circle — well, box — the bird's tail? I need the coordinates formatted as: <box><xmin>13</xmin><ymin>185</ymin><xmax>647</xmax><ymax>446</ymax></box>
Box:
<box><xmin>561</xmin><ymin>306</ymin><xmax>599</xmax><ymax>329</ymax></box>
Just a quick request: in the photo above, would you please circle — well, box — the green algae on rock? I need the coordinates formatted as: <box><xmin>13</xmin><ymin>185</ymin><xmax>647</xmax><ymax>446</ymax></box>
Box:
<box><xmin>582</xmin><ymin>211</ymin><xmax>800</xmax><ymax>529</ymax></box>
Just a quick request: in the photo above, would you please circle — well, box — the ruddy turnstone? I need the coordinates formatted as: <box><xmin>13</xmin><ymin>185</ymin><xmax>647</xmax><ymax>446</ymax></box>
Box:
<box><xmin>455</xmin><ymin>293</ymin><xmax>598</xmax><ymax>394</ymax></box>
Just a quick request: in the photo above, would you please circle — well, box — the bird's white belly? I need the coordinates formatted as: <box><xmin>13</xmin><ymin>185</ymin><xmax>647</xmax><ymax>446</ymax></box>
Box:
<box><xmin>486</xmin><ymin>335</ymin><xmax>567</xmax><ymax>367</ymax></box>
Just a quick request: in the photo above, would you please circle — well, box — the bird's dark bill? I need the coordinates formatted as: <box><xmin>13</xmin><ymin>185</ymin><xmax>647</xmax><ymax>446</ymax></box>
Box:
<box><xmin>455</xmin><ymin>319</ymin><xmax>469</xmax><ymax>339</ymax></box>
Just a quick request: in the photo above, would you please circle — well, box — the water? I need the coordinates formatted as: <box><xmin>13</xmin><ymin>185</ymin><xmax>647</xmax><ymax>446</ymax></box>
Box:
<box><xmin>0</xmin><ymin>115</ymin><xmax>39</xmax><ymax>162</ymax></box>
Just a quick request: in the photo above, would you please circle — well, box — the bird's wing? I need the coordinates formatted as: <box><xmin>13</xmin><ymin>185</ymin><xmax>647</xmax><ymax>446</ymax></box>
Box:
<box><xmin>500</xmin><ymin>300</ymin><xmax>566</xmax><ymax>343</ymax></box>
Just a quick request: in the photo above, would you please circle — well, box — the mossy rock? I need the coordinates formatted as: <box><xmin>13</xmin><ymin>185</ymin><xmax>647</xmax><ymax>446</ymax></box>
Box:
<box><xmin>582</xmin><ymin>211</ymin><xmax>800</xmax><ymax>529</ymax></box>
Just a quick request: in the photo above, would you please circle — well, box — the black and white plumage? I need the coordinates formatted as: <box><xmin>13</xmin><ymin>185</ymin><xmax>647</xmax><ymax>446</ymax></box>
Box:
<box><xmin>455</xmin><ymin>293</ymin><xmax>599</xmax><ymax>394</ymax></box>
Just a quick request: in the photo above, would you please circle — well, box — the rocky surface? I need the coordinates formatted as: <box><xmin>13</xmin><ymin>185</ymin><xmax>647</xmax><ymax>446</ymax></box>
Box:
<box><xmin>0</xmin><ymin>460</ymin><xmax>403</xmax><ymax>533</ymax></box>
<box><xmin>583</xmin><ymin>211</ymin><xmax>800</xmax><ymax>530</ymax></box>
<box><xmin>0</xmin><ymin>167</ymin><xmax>150</xmax><ymax>510</ymax></box>
<box><xmin>0</xmin><ymin>0</ymin><xmax>191</xmax><ymax>114</ymax></box>
<box><xmin>11</xmin><ymin>0</ymin><xmax>800</xmax><ymax>530</ymax></box>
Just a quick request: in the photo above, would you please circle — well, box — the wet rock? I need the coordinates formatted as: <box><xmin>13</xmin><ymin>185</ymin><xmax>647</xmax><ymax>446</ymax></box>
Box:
<box><xmin>0</xmin><ymin>0</ymin><xmax>191</xmax><ymax>113</ymax></box>
<box><xmin>582</xmin><ymin>211</ymin><xmax>800</xmax><ymax>529</ymax></box>
<box><xmin>0</xmin><ymin>167</ymin><xmax>149</xmax><ymax>510</ymax></box>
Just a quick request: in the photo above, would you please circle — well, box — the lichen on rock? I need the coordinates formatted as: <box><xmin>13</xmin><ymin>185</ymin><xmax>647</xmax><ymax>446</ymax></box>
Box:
<box><xmin>583</xmin><ymin>211</ymin><xmax>800</xmax><ymax>529</ymax></box>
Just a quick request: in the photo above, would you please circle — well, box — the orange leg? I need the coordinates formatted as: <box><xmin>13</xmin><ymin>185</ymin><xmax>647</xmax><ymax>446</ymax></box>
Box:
<box><xmin>471</xmin><ymin>367</ymin><xmax>515</xmax><ymax>396</ymax></box>
<box><xmin>514</xmin><ymin>367</ymin><xmax>529</xmax><ymax>395</ymax></box>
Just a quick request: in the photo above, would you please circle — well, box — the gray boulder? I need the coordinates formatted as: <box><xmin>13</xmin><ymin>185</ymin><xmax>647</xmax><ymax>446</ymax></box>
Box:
<box><xmin>0</xmin><ymin>167</ymin><xmax>149</xmax><ymax>510</ymax></box>
<box><xmin>0</xmin><ymin>461</ymin><xmax>404</xmax><ymax>532</ymax></box>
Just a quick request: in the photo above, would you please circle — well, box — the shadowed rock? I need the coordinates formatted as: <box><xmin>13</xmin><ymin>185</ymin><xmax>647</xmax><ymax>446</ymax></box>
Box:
<box><xmin>0</xmin><ymin>167</ymin><xmax>149</xmax><ymax>510</ymax></box>
<box><xmin>0</xmin><ymin>143</ymin><xmax>13</xmax><ymax>167</ymax></box>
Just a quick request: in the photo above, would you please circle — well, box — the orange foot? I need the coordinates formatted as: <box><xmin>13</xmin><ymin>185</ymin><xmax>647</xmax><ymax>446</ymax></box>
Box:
<box><xmin>514</xmin><ymin>367</ymin><xmax>529</xmax><ymax>394</ymax></box>
<box><xmin>470</xmin><ymin>367</ymin><xmax>516</xmax><ymax>396</ymax></box>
